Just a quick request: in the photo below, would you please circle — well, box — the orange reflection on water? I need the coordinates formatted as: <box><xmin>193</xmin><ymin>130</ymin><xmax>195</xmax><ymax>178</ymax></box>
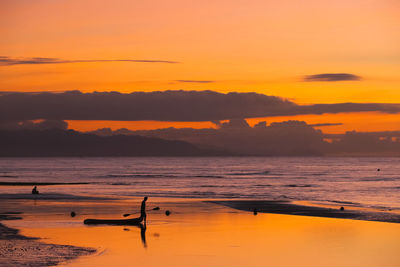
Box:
<box><xmin>16</xmin><ymin>202</ymin><xmax>400</xmax><ymax>267</ymax></box>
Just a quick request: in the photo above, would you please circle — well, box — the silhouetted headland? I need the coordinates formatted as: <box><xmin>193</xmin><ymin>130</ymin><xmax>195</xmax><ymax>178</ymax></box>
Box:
<box><xmin>0</xmin><ymin>129</ymin><xmax>228</xmax><ymax>157</ymax></box>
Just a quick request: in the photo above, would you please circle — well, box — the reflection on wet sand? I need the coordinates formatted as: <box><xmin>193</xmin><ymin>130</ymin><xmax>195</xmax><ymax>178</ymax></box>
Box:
<box><xmin>82</xmin><ymin>196</ymin><xmax>148</xmax><ymax>248</ymax></box>
<box><xmin>90</xmin><ymin>222</ymin><xmax>147</xmax><ymax>248</ymax></box>
<box><xmin>117</xmin><ymin>223</ymin><xmax>148</xmax><ymax>248</ymax></box>
<box><xmin>3</xmin><ymin>199</ymin><xmax>400</xmax><ymax>267</ymax></box>
<box><xmin>139</xmin><ymin>223</ymin><xmax>147</xmax><ymax>248</ymax></box>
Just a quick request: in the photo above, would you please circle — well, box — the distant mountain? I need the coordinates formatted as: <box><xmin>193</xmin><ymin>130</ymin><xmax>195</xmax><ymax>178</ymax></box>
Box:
<box><xmin>0</xmin><ymin>130</ymin><xmax>227</xmax><ymax>157</ymax></box>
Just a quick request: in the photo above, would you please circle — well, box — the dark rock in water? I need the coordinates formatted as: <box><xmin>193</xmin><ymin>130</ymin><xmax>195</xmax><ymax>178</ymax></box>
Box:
<box><xmin>165</xmin><ymin>210</ymin><xmax>171</xmax><ymax>216</ymax></box>
<box><xmin>70</xmin><ymin>211</ymin><xmax>76</xmax><ymax>217</ymax></box>
<box><xmin>152</xmin><ymin>207</ymin><xmax>160</xmax><ymax>211</ymax></box>
<box><xmin>32</xmin><ymin>186</ymin><xmax>39</xmax><ymax>195</ymax></box>
<box><xmin>253</xmin><ymin>208</ymin><xmax>258</xmax><ymax>215</ymax></box>
<box><xmin>340</xmin><ymin>207</ymin><xmax>344</xmax><ymax>211</ymax></box>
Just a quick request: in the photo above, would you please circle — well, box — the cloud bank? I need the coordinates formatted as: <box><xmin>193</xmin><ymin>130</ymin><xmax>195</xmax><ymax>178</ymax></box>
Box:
<box><xmin>0</xmin><ymin>56</ymin><xmax>179</xmax><ymax>66</ymax></box>
<box><xmin>2</xmin><ymin>90</ymin><xmax>400</xmax><ymax>123</ymax></box>
<box><xmin>93</xmin><ymin>119</ymin><xmax>325</xmax><ymax>156</ymax></box>
<box><xmin>308</xmin><ymin>123</ymin><xmax>343</xmax><ymax>127</ymax></box>
<box><xmin>0</xmin><ymin>119</ymin><xmax>68</xmax><ymax>131</ymax></box>
<box><xmin>304</xmin><ymin>73</ymin><xmax>361</xmax><ymax>82</ymax></box>
<box><xmin>90</xmin><ymin>120</ymin><xmax>400</xmax><ymax>156</ymax></box>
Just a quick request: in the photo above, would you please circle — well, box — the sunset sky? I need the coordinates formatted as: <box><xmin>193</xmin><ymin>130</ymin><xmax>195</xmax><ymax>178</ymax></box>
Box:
<box><xmin>1</xmin><ymin>0</ymin><xmax>399</xmax><ymax>133</ymax></box>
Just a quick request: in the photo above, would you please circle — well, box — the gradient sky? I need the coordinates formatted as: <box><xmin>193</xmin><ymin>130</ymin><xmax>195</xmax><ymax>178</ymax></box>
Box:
<box><xmin>1</xmin><ymin>0</ymin><xmax>399</xmax><ymax>133</ymax></box>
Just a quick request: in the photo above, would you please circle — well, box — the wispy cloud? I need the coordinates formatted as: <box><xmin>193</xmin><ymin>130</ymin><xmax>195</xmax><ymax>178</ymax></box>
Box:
<box><xmin>304</xmin><ymin>73</ymin><xmax>361</xmax><ymax>82</ymax></box>
<box><xmin>0</xmin><ymin>56</ymin><xmax>180</xmax><ymax>66</ymax></box>
<box><xmin>176</xmin><ymin>80</ymin><xmax>215</xmax><ymax>83</ymax></box>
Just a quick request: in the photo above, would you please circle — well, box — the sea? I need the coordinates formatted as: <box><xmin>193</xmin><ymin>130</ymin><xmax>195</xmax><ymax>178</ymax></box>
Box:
<box><xmin>0</xmin><ymin>157</ymin><xmax>399</xmax><ymax>211</ymax></box>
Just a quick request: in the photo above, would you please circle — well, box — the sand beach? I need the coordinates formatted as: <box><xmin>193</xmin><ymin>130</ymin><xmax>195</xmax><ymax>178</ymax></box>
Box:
<box><xmin>1</xmin><ymin>190</ymin><xmax>400</xmax><ymax>267</ymax></box>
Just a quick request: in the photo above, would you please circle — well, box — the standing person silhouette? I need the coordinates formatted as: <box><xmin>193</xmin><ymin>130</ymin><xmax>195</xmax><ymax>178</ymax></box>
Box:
<box><xmin>141</xmin><ymin>197</ymin><xmax>148</xmax><ymax>224</ymax></box>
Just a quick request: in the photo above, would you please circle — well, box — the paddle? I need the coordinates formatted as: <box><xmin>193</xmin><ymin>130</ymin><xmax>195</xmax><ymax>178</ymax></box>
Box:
<box><xmin>123</xmin><ymin>207</ymin><xmax>160</xmax><ymax>217</ymax></box>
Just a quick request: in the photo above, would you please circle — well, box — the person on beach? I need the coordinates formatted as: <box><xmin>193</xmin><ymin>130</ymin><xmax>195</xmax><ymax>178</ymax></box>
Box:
<box><xmin>141</xmin><ymin>197</ymin><xmax>148</xmax><ymax>224</ymax></box>
<box><xmin>32</xmin><ymin>186</ymin><xmax>39</xmax><ymax>195</ymax></box>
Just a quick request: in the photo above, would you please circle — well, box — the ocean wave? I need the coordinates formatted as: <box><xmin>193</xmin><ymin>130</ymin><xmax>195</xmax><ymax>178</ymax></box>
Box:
<box><xmin>227</xmin><ymin>170</ymin><xmax>270</xmax><ymax>176</ymax></box>
<box><xmin>284</xmin><ymin>184</ymin><xmax>315</xmax><ymax>188</ymax></box>
<box><xmin>109</xmin><ymin>182</ymin><xmax>133</xmax><ymax>185</ymax></box>
<box><xmin>310</xmin><ymin>172</ymin><xmax>329</xmax><ymax>176</ymax></box>
<box><xmin>119</xmin><ymin>190</ymin><xmax>242</xmax><ymax>199</ymax></box>
<box><xmin>330</xmin><ymin>200</ymin><xmax>360</xmax><ymax>205</ymax></box>
<box><xmin>360</xmin><ymin>177</ymin><xmax>398</xmax><ymax>182</ymax></box>
<box><xmin>193</xmin><ymin>175</ymin><xmax>225</xmax><ymax>178</ymax></box>
<box><xmin>104</xmin><ymin>174</ymin><xmax>178</xmax><ymax>178</ymax></box>
<box><xmin>198</xmin><ymin>185</ymin><xmax>241</xmax><ymax>188</ymax></box>
<box><xmin>190</xmin><ymin>191</ymin><xmax>217</xmax><ymax>195</ymax></box>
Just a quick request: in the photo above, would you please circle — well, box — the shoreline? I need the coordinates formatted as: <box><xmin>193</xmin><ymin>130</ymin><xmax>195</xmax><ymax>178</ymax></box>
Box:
<box><xmin>3</xmin><ymin>191</ymin><xmax>400</xmax><ymax>223</ymax></box>
<box><xmin>0</xmin><ymin>182</ymin><xmax>90</xmax><ymax>186</ymax></box>
<box><xmin>1</xmin><ymin>194</ymin><xmax>400</xmax><ymax>266</ymax></box>
<box><xmin>0</xmin><ymin>213</ymin><xmax>96</xmax><ymax>267</ymax></box>
<box><xmin>2</xmin><ymin>191</ymin><xmax>400</xmax><ymax>223</ymax></box>
<box><xmin>0</xmin><ymin>193</ymin><xmax>116</xmax><ymax>201</ymax></box>
<box><xmin>210</xmin><ymin>200</ymin><xmax>400</xmax><ymax>224</ymax></box>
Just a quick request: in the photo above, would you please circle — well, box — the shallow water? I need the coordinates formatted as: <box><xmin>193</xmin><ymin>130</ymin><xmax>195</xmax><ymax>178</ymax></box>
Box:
<box><xmin>1</xmin><ymin>157</ymin><xmax>400</xmax><ymax>210</ymax></box>
<box><xmin>5</xmin><ymin>199</ymin><xmax>400</xmax><ymax>267</ymax></box>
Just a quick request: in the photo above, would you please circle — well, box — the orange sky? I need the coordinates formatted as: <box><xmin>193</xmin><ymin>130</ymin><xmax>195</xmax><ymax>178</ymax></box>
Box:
<box><xmin>65</xmin><ymin>111</ymin><xmax>400</xmax><ymax>134</ymax></box>
<box><xmin>1</xmin><ymin>0</ymin><xmax>399</xmax><ymax>133</ymax></box>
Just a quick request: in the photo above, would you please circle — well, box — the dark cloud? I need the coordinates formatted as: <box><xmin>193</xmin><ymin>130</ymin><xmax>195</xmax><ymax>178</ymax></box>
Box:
<box><xmin>0</xmin><ymin>56</ymin><xmax>179</xmax><ymax>66</ymax></box>
<box><xmin>0</xmin><ymin>90</ymin><xmax>296</xmax><ymax>122</ymax></box>
<box><xmin>216</xmin><ymin>119</ymin><xmax>251</xmax><ymax>129</ymax></box>
<box><xmin>308</xmin><ymin>123</ymin><xmax>343</xmax><ymax>127</ymax></box>
<box><xmin>304</xmin><ymin>73</ymin><xmax>361</xmax><ymax>82</ymax></box>
<box><xmin>2</xmin><ymin>90</ymin><xmax>400</xmax><ymax>123</ymax></box>
<box><xmin>176</xmin><ymin>80</ymin><xmax>215</xmax><ymax>83</ymax></box>
<box><xmin>2</xmin><ymin>118</ymin><xmax>400</xmax><ymax>156</ymax></box>
<box><xmin>0</xmin><ymin>119</ymin><xmax>68</xmax><ymax>131</ymax></box>
<box><xmin>93</xmin><ymin>119</ymin><xmax>326</xmax><ymax>156</ymax></box>
<box><xmin>301</xmin><ymin>102</ymin><xmax>400</xmax><ymax>114</ymax></box>
<box><xmin>254</xmin><ymin>121</ymin><xmax>267</xmax><ymax>128</ymax></box>
<box><xmin>326</xmin><ymin>131</ymin><xmax>400</xmax><ymax>155</ymax></box>
<box><xmin>90</xmin><ymin>120</ymin><xmax>400</xmax><ymax>156</ymax></box>
<box><xmin>325</xmin><ymin>131</ymin><xmax>400</xmax><ymax>139</ymax></box>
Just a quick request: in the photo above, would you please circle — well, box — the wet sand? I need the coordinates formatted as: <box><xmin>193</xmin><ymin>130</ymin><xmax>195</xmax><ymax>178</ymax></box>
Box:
<box><xmin>0</xmin><ymin>213</ymin><xmax>95</xmax><ymax>267</ymax></box>
<box><xmin>2</xmin><ymin>194</ymin><xmax>400</xmax><ymax>266</ymax></box>
<box><xmin>210</xmin><ymin>200</ymin><xmax>400</xmax><ymax>223</ymax></box>
<box><xmin>0</xmin><ymin>193</ymin><xmax>115</xmax><ymax>201</ymax></box>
